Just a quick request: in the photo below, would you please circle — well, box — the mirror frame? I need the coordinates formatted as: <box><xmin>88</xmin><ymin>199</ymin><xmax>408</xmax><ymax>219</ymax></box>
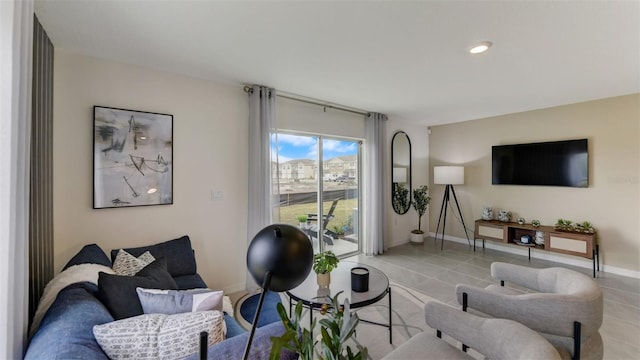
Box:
<box><xmin>391</xmin><ymin>131</ymin><xmax>412</xmax><ymax>215</ymax></box>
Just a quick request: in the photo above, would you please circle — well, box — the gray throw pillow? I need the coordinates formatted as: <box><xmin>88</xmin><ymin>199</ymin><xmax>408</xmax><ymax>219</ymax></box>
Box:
<box><xmin>136</xmin><ymin>288</ymin><xmax>224</xmax><ymax>314</ymax></box>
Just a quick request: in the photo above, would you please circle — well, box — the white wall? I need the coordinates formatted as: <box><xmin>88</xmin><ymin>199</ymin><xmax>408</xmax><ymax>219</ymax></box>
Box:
<box><xmin>386</xmin><ymin>118</ymin><xmax>430</xmax><ymax>247</ymax></box>
<box><xmin>54</xmin><ymin>51</ymin><xmax>250</xmax><ymax>292</ymax></box>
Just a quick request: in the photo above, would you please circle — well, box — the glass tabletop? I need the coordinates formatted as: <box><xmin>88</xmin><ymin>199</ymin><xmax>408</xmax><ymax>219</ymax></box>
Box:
<box><xmin>286</xmin><ymin>261</ymin><xmax>389</xmax><ymax>309</ymax></box>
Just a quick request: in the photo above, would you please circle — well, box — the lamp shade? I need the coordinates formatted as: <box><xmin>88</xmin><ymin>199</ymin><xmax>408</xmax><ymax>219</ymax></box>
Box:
<box><xmin>434</xmin><ymin>166</ymin><xmax>464</xmax><ymax>185</ymax></box>
<box><xmin>393</xmin><ymin>167</ymin><xmax>407</xmax><ymax>183</ymax></box>
<box><xmin>246</xmin><ymin>224</ymin><xmax>313</xmax><ymax>292</ymax></box>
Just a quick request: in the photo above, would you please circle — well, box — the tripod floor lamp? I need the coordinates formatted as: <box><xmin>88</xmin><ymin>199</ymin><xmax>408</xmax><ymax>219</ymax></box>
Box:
<box><xmin>434</xmin><ymin>166</ymin><xmax>471</xmax><ymax>250</ymax></box>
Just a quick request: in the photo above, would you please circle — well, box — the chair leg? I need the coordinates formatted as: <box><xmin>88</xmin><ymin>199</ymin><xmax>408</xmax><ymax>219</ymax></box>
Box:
<box><xmin>573</xmin><ymin>321</ymin><xmax>581</xmax><ymax>360</ymax></box>
<box><xmin>462</xmin><ymin>292</ymin><xmax>468</xmax><ymax>352</ymax></box>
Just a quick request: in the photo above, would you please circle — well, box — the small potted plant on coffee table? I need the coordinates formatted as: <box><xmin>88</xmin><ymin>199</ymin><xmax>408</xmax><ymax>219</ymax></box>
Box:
<box><xmin>313</xmin><ymin>251</ymin><xmax>339</xmax><ymax>288</ymax></box>
<box><xmin>410</xmin><ymin>185</ymin><xmax>430</xmax><ymax>244</ymax></box>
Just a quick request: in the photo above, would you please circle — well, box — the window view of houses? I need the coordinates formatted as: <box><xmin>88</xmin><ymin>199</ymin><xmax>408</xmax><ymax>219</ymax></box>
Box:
<box><xmin>273</xmin><ymin>134</ymin><xmax>360</xmax><ymax>255</ymax></box>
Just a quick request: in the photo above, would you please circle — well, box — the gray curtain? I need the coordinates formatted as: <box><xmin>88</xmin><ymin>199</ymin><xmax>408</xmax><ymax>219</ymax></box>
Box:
<box><xmin>0</xmin><ymin>0</ymin><xmax>33</xmax><ymax>357</ymax></box>
<box><xmin>246</xmin><ymin>85</ymin><xmax>277</xmax><ymax>291</ymax></box>
<box><xmin>364</xmin><ymin>113</ymin><xmax>387</xmax><ymax>255</ymax></box>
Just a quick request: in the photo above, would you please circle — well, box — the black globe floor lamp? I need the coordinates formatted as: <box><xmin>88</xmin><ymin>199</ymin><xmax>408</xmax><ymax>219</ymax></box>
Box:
<box><xmin>434</xmin><ymin>166</ymin><xmax>471</xmax><ymax>250</ymax></box>
<box><xmin>242</xmin><ymin>224</ymin><xmax>313</xmax><ymax>360</ymax></box>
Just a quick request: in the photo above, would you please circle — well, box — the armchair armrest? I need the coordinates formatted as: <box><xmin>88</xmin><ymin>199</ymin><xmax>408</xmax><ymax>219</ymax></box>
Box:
<box><xmin>424</xmin><ymin>301</ymin><xmax>560</xmax><ymax>360</ymax></box>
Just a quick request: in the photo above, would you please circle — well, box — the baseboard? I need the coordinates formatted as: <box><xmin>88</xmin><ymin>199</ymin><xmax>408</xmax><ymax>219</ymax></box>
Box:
<box><xmin>428</xmin><ymin>232</ymin><xmax>640</xmax><ymax>279</ymax></box>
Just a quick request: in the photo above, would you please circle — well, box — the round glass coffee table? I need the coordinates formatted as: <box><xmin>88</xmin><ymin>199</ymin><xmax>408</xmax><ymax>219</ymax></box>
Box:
<box><xmin>286</xmin><ymin>261</ymin><xmax>392</xmax><ymax>343</ymax></box>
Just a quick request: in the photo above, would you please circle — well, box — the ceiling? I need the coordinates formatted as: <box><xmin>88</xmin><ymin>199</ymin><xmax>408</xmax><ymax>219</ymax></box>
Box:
<box><xmin>34</xmin><ymin>1</ymin><xmax>640</xmax><ymax>126</ymax></box>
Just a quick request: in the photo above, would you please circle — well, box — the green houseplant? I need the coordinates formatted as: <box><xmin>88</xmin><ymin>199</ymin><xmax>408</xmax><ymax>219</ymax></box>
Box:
<box><xmin>269</xmin><ymin>291</ymin><xmax>367</xmax><ymax>360</ymax></box>
<box><xmin>296</xmin><ymin>214</ymin><xmax>308</xmax><ymax>227</ymax></box>
<box><xmin>410</xmin><ymin>185</ymin><xmax>430</xmax><ymax>243</ymax></box>
<box><xmin>313</xmin><ymin>251</ymin><xmax>339</xmax><ymax>288</ymax></box>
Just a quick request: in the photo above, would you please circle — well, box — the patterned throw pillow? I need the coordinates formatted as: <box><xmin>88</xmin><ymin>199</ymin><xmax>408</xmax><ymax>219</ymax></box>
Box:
<box><xmin>136</xmin><ymin>288</ymin><xmax>224</xmax><ymax>314</ymax></box>
<box><xmin>93</xmin><ymin>311</ymin><xmax>224</xmax><ymax>360</ymax></box>
<box><xmin>112</xmin><ymin>249</ymin><xmax>155</xmax><ymax>276</ymax></box>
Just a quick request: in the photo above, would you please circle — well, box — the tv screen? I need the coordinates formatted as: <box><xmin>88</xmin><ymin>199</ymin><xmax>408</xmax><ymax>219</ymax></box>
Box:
<box><xmin>492</xmin><ymin>139</ymin><xmax>588</xmax><ymax>187</ymax></box>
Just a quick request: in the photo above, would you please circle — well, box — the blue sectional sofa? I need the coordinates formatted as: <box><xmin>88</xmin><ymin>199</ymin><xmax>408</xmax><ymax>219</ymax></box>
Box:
<box><xmin>25</xmin><ymin>236</ymin><xmax>294</xmax><ymax>360</ymax></box>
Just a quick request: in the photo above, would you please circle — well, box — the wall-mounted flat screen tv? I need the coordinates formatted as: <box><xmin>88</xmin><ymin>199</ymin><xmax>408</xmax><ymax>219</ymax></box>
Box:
<box><xmin>492</xmin><ymin>139</ymin><xmax>588</xmax><ymax>187</ymax></box>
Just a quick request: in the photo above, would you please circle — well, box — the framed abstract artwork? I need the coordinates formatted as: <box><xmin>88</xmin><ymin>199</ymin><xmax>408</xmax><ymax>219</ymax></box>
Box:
<box><xmin>93</xmin><ymin>106</ymin><xmax>173</xmax><ymax>209</ymax></box>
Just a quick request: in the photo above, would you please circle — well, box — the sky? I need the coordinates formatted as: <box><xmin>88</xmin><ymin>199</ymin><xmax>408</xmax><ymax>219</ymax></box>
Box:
<box><xmin>272</xmin><ymin>133</ymin><xmax>358</xmax><ymax>163</ymax></box>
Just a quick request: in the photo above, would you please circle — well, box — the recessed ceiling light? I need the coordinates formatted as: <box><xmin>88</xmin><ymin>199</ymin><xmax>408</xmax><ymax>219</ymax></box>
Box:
<box><xmin>469</xmin><ymin>41</ymin><xmax>492</xmax><ymax>54</ymax></box>
<box><xmin>147</xmin><ymin>188</ymin><xmax>157</xmax><ymax>194</ymax></box>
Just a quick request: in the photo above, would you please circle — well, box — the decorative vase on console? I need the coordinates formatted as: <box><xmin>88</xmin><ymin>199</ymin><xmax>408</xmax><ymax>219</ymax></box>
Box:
<box><xmin>497</xmin><ymin>210</ymin><xmax>512</xmax><ymax>222</ymax></box>
<box><xmin>481</xmin><ymin>206</ymin><xmax>493</xmax><ymax>220</ymax></box>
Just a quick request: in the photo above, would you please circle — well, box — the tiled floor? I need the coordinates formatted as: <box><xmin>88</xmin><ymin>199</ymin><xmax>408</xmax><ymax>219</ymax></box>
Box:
<box><xmin>347</xmin><ymin>238</ymin><xmax>640</xmax><ymax>359</ymax></box>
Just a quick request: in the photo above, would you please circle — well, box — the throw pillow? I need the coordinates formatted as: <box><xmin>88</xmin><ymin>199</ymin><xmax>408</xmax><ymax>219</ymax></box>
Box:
<box><xmin>93</xmin><ymin>311</ymin><xmax>224</xmax><ymax>360</ymax></box>
<box><xmin>98</xmin><ymin>257</ymin><xmax>178</xmax><ymax>320</ymax></box>
<box><xmin>110</xmin><ymin>235</ymin><xmax>197</xmax><ymax>277</ymax></box>
<box><xmin>136</xmin><ymin>288</ymin><xmax>224</xmax><ymax>314</ymax></box>
<box><xmin>62</xmin><ymin>244</ymin><xmax>112</xmax><ymax>270</ymax></box>
<box><xmin>112</xmin><ymin>249</ymin><xmax>155</xmax><ymax>276</ymax></box>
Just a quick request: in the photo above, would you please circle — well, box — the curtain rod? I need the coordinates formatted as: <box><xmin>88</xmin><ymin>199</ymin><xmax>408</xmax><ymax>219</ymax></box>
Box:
<box><xmin>243</xmin><ymin>85</ymin><xmax>370</xmax><ymax>117</ymax></box>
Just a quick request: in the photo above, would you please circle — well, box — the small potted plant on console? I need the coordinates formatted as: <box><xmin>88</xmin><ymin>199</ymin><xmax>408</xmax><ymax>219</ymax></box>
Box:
<box><xmin>313</xmin><ymin>251</ymin><xmax>339</xmax><ymax>288</ymax></box>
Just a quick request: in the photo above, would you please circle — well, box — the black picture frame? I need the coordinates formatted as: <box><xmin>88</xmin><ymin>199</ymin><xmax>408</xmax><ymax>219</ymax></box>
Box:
<box><xmin>93</xmin><ymin>106</ymin><xmax>173</xmax><ymax>209</ymax></box>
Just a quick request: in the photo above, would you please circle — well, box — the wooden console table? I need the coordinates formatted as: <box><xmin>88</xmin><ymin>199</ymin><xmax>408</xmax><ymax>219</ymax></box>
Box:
<box><xmin>474</xmin><ymin>219</ymin><xmax>600</xmax><ymax>277</ymax></box>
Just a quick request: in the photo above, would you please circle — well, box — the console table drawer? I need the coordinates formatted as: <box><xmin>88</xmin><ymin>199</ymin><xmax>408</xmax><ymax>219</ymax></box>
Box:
<box><xmin>477</xmin><ymin>225</ymin><xmax>504</xmax><ymax>240</ymax></box>
<box><xmin>548</xmin><ymin>233</ymin><xmax>593</xmax><ymax>258</ymax></box>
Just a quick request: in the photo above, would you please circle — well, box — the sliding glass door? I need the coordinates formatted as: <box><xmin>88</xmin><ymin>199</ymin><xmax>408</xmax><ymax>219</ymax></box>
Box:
<box><xmin>273</xmin><ymin>132</ymin><xmax>361</xmax><ymax>257</ymax></box>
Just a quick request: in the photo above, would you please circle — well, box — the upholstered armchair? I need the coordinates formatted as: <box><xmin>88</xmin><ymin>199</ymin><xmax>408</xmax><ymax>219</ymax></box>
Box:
<box><xmin>382</xmin><ymin>300</ymin><xmax>561</xmax><ymax>359</ymax></box>
<box><xmin>456</xmin><ymin>262</ymin><xmax>603</xmax><ymax>360</ymax></box>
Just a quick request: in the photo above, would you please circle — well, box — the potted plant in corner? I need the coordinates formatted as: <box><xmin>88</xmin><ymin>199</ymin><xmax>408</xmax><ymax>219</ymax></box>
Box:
<box><xmin>313</xmin><ymin>251</ymin><xmax>339</xmax><ymax>288</ymax></box>
<box><xmin>410</xmin><ymin>185</ymin><xmax>430</xmax><ymax>244</ymax></box>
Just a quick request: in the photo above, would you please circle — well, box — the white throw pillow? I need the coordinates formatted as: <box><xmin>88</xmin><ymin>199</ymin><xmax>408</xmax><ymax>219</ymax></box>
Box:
<box><xmin>93</xmin><ymin>311</ymin><xmax>224</xmax><ymax>360</ymax></box>
<box><xmin>112</xmin><ymin>249</ymin><xmax>155</xmax><ymax>276</ymax></box>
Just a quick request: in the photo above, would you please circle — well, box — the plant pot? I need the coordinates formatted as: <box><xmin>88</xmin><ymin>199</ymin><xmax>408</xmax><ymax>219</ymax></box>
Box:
<box><xmin>317</xmin><ymin>272</ymin><xmax>330</xmax><ymax>288</ymax></box>
<box><xmin>410</xmin><ymin>230</ymin><xmax>425</xmax><ymax>244</ymax></box>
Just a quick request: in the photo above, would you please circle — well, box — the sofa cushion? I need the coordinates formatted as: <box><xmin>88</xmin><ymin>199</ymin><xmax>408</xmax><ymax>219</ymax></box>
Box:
<box><xmin>174</xmin><ymin>273</ymin><xmax>207</xmax><ymax>290</ymax></box>
<box><xmin>25</xmin><ymin>282</ymin><xmax>113</xmax><ymax>360</ymax></box>
<box><xmin>93</xmin><ymin>311</ymin><xmax>224</xmax><ymax>360</ymax></box>
<box><xmin>63</xmin><ymin>244</ymin><xmax>112</xmax><ymax>270</ymax></box>
<box><xmin>110</xmin><ymin>235</ymin><xmax>197</xmax><ymax>277</ymax></box>
<box><xmin>112</xmin><ymin>249</ymin><xmax>155</xmax><ymax>276</ymax></box>
<box><xmin>98</xmin><ymin>257</ymin><xmax>178</xmax><ymax>320</ymax></box>
<box><xmin>136</xmin><ymin>288</ymin><xmax>224</xmax><ymax>314</ymax></box>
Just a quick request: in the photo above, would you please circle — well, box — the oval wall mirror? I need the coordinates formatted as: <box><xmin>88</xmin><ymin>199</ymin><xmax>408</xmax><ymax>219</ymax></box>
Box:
<box><xmin>391</xmin><ymin>131</ymin><xmax>411</xmax><ymax>215</ymax></box>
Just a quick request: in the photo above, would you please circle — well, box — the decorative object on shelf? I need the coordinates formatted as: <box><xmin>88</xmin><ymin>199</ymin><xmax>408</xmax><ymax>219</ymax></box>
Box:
<box><xmin>270</xmin><ymin>291</ymin><xmax>367</xmax><ymax>360</ymax></box>
<box><xmin>244</xmin><ymin>224</ymin><xmax>313</xmax><ymax>360</ymax></box>
<box><xmin>481</xmin><ymin>206</ymin><xmax>493</xmax><ymax>220</ymax></box>
<box><xmin>555</xmin><ymin>218</ymin><xmax>573</xmax><ymax>231</ymax></box>
<box><xmin>574</xmin><ymin>221</ymin><xmax>596</xmax><ymax>234</ymax></box>
<box><xmin>295</xmin><ymin>215</ymin><xmax>308</xmax><ymax>227</ymax></box>
<box><xmin>517</xmin><ymin>217</ymin><xmax>525</xmax><ymax>225</ymax></box>
<box><xmin>497</xmin><ymin>210</ymin><xmax>512</xmax><ymax>222</ymax></box>
<box><xmin>531</xmin><ymin>219</ymin><xmax>541</xmax><ymax>228</ymax></box>
<box><xmin>410</xmin><ymin>185</ymin><xmax>430</xmax><ymax>244</ymax></box>
<box><xmin>433</xmin><ymin>166</ymin><xmax>472</xmax><ymax>249</ymax></box>
<box><xmin>520</xmin><ymin>234</ymin><xmax>531</xmax><ymax>244</ymax></box>
<box><xmin>313</xmin><ymin>251</ymin><xmax>339</xmax><ymax>288</ymax></box>
<box><xmin>535</xmin><ymin>231</ymin><xmax>545</xmax><ymax>245</ymax></box>
<box><xmin>93</xmin><ymin>106</ymin><xmax>173</xmax><ymax>209</ymax></box>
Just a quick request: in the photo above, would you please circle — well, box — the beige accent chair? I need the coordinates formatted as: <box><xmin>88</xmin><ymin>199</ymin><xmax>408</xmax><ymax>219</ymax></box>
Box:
<box><xmin>456</xmin><ymin>262</ymin><xmax>603</xmax><ymax>360</ymax></box>
<box><xmin>382</xmin><ymin>300</ymin><xmax>561</xmax><ymax>360</ymax></box>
